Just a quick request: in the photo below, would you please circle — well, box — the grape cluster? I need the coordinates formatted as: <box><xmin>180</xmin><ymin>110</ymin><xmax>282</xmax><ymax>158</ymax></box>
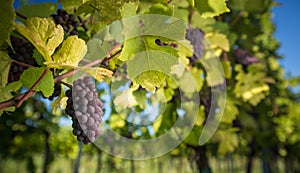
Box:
<box><xmin>48</xmin><ymin>83</ymin><xmax>61</xmax><ymax>100</ymax></box>
<box><xmin>185</xmin><ymin>28</ymin><xmax>205</xmax><ymax>64</ymax></box>
<box><xmin>65</xmin><ymin>76</ymin><xmax>103</xmax><ymax>144</ymax></box>
<box><xmin>7</xmin><ymin>36</ymin><xmax>37</xmax><ymax>83</ymax></box>
<box><xmin>51</xmin><ymin>9</ymin><xmax>80</xmax><ymax>35</ymax></box>
<box><xmin>233</xmin><ymin>48</ymin><xmax>259</xmax><ymax>66</ymax></box>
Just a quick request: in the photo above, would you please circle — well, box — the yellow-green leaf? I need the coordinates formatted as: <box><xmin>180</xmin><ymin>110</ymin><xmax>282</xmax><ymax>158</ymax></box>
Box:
<box><xmin>206</xmin><ymin>32</ymin><xmax>230</xmax><ymax>51</ymax></box>
<box><xmin>195</xmin><ymin>0</ymin><xmax>230</xmax><ymax>18</ymax></box>
<box><xmin>113</xmin><ymin>88</ymin><xmax>138</xmax><ymax>108</ymax></box>
<box><xmin>50</xmin><ymin>36</ymin><xmax>87</xmax><ymax>68</ymax></box>
<box><xmin>80</xmin><ymin>67</ymin><xmax>113</xmax><ymax>82</ymax></box>
<box><xmin>120</xmin><ymin>2</ymin><xmax>137</xmax><ymax>18</ymax></box>
<box><xmin>15</xmin><ymin>17</ymin><xmax>64</xmax><ymax>62</ymax></box>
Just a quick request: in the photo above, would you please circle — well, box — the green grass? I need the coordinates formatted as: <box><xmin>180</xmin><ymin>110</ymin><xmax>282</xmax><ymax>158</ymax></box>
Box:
<box><xmin>0</xmin><ymin>154</ymin><xmax>286</xmax><ymax>173</ymax></box>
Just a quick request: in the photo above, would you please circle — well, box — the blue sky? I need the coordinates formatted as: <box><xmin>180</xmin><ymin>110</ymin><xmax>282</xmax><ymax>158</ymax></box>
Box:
<box><xmin>272</xmin><ymin>0</ymin><xmax>300</xmax><ymax>77</ymax></box>
<box><xmin>13</xmin><ymin>0</ymin><xmax>300</xmax><ymax>77</ymax></box>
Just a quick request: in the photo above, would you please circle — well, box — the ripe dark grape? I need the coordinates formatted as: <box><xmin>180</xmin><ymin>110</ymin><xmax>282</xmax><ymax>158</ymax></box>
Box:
<box><xmin>233</xmin><ymin>48</ymin><xmax>259</xmax><ymax>66</ymax></box>
<box><xmin>65</xmin><ymin>76</ymin><xmax>103</xmax><ymax>144</ymax></box>
<box><xmin>7</xmin><ymin>36</ymin><xmax>37</xmax><ymax>83</ymax></box>
<box><xmin>47</xmin><ymin>83</ymin><xmax>61</xmax><ymax>100</ymax></box>
<box><xmin>185</xmin><ymin>28</ymin><xmax>205</xmax><ymax>64</ymax></box>
<box><xmin>51</xmin><ymin>9</ymin><xmax>82</xmax><ymax>35</ymax></box>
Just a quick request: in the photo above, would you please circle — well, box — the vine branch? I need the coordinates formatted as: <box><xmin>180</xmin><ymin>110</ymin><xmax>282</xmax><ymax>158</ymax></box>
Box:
<box><xmin>12</xmin><ymin>59</ymin><xmax>34</xmax><ymax>68</ymax></box>
<box><xmin>230</xmin><ymin>10</ymin><xmax>244</xmax><ymax>27</ymax></box>
<box><xmin>16</xmin><ymin>68</ymin><xmax>49</xmax><ymax>108</ymax></box>
<box><xmin>16</xmin><ymin>11</ymin><xmax>27</xmax><ymax>20</ymax></box>
<box><xmin>0</xmin><ymin>43</ymin><xmax>122</xmax><ymax>110</ymax></box>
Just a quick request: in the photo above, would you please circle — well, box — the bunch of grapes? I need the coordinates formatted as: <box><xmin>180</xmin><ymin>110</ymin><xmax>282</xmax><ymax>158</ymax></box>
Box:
<box><xmin>51</xmin><ymin>9</ymin><xmax>81</xmax><ymax>35</ymax></box>
<box><xmin>65</xmin><ymin>76</ymin><xmax>103</xmax><ymax>144</ymax></box>
<box><xmin>185</xmin><ymin>28</ymin><xmax>205</xmax><ymax>64</ymax></box>
<box><xmin>7</xmin><ymin>36</ymin><xmax>37</xmax><ymax>83</ymax></box>
<box><xmin>47</xmin><ymin>83</ymin><xmax>61</xmax><ymax>100</ymax></box>
<box><xmin>233</xmin><ymin>48</ymin><xmax>259</xmax><ymax>66</ymax></box>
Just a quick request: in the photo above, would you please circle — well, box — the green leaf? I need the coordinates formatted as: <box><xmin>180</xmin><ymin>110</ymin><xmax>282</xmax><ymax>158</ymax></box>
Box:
<box><xmin>0</xmin><ymin>81</ymin><xmax>22</xmax><ymax>115</ymax></box>
<box><xmin>59</xmin><ymin>0</ymin><xmax>83</xmax><ymax>12</ymax></box>
<box><xmin>20</xmin><ymin>67</ymin><xmax>54</xmax><ymax>97</ymax></box>
<box><xmin>133</xmin><ymin>71</ymin><xmax>168</xmax><ymax>92</ymax></box>
<box><xmin>76</xmin><ymin>0</ymin><xmax>138</xmax><ymax>23</ymax></box>
<box><xmin>222</xmin><ymin>97</ymin><xmax>238</xmax><ymax>124</ymax></box>
<box><xmin>187</xmin><ymin>0</ymin><xmax>195</xmax><ymax>7</ymax></box>
<box><xmin>17</xmin><ymin>3</ymin><xmax>58</xmax><ymax>18</ymax></box>
<box><xmin>234</xmin><ymin>64</ymin><xmax>270</xmax><ymax>106</ymax></box>
<box><xmin>79</xmin><ymin>67</ymin><xmax>113</xmax><ymax>82</ymax></box>
<box><xmin>195</xmin><ymin>0</ymin><xmax>230</xmax><ymax>18</ymax></box>
<box><xmin>120</xmin><ymin>2</ymin><xmax>137</xmax><ymax>18</ymax></box>
<box><xmin>15</xmin><ymin>17</ymin><xmax>64</xmax><ymax>62</ymax></box>
<box><xmin>127</xmin><ymin>51</ymin><xmax>178</xmax><ymax>92</ymax></box>
<box><xmin>133</xmin><ymin>89</ymin><xmax>147</xmax><ymax>109</ymax></box>
<box><xmin>221</xmin><ymin>60</ymin><xmax>232</xmax><ymax>78</ymax></box>
<box><xmin>230</xmin><ymin>0</ymin><xmax>268</xmax><ymax>12</ymax></box>
<box><xmin>33</xmin><ymin>49</ymin><xmax>45</xmax><ymax>66</ymax></box>
<box><xmin>206</xmin><ymin>32</ymin><xmax>230</xmax><ymax>51</ymax></box>
<box><xmin>0</xmin><ymin>0</ymin><xmax>15</xmax><ymax>48</ymax></box>
<box><xmin>145</xmin><ymin>3</ymin><xmax>174</xmax><ymax>16</ymax></box>
<box><xmin>0</xmin><ymin>51</ymin><xmax>12</xmax><ymax>88</ymax></box>
<box><xmin>213</xmin><ymin>128</ymin><xmax>239</xmax><ymax>155</ymax></box>
<box><xmin>48</xmin><ymin>36</ymin><xmax>87</xmax><ymax>68</ymax></box>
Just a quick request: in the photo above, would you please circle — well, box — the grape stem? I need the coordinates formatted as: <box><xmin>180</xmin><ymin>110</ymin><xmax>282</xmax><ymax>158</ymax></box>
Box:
<box><xmin>59</xmin><ymin>81</ymin><xmax>72</xmax><ymax>89</ymax></box>
<box><xmin>16</xmin><ymin>11</ymin><xmax>27</xmax><ymax>20</ymax></box>
<box><xmin>0</xmin><ymin>43</ymin><xmax>122</xmax><ymax>110</ymax></box>
<box><xmin>230</xmin><ymin>10</ymin><xmax>244</xmax><ymax>27</ymax></box>
<box><xmin>12</xmin><ymin>59</ymin><xmax>34</xmax><ymax>68</ymax></box>
<box><xmin>77</xmin><ymin>16</ymin><xmax>88</xmax><ymax>32</ymax></box>
<box><xmin>188</xmin><ymin>5</ymin><xmax>194</xmax><ymax>26</ymax></box>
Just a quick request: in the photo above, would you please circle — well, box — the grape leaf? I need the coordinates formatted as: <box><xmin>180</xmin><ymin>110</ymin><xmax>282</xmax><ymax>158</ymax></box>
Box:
<box><xmin>0</xmin><ymin>0</ymin><xmax>15</xmax><ymax>48</ymax></box>
<box><xmin>17</xmin><ymin>3</ymin><xmax>57</xmax><ymax>18</ymax></box>
<box><xmin>48</xmin><ymin>36</ymin><xmax>87</xmax><ymax>69</ymax></box>
<box><xmin>234</xmin><ymin>64</ymin><xmax>270</xmax><ymax>106</ymax></box>
<box><xmin>0</xmin><ymin>51</ymin><xmax>11</xmax><ymax>88</ymax></box>
<box><xmin>221</xmin><ymin>97</ymin><xmax>238</xmax><ymax>123</ymax></box>
<box><xmin>120</xmin><ymin>2</ymin><xmax>137</xmax><ymax>18</ymax></box>
<box><xmin>127</xmin><ymin>50</ymin><xmax>178</xmax><ymax>92</ymax></box>
<box><xmin>221</xmin><ymin>60</ymin><xmax>232</xmax><ymax>78</ymax></box>
<box><xmin>109</xmin><ymin>113</ymin><xmax>126</xmax><ymax>129</ymax></box>
<box><xmin>113</xmin><ymin>88</ymin><xmax>138</xmax><ymax>108</ymax></box>
<box><xmin>230</xmin><ymin>0</ymin><xmax>268</xmax><ymax>13</ymax></box>
<box><xmin>15</xmin><ymin>17</ymin><xmax>64</xmax><ymax>62</ymax></box>
<box><xmin>76</xmin><ymin>0</ymin><xmax>138</xmax><ymax>23</ymax></box>
<box><xmin>20</xmin><ymin>67</ymin><xmax>54</xmax><ymax>97</ymax></box>
<box><xmin>145</xmin><ymin>3</ymin><xmax>174</xmax><ymax>16</ymax></box>
<box><xmin>195</xmin><ymin>0</ymin><xmax>230</xmax><ymax>18</ymax></box>
<box><xmin>0</xmin><ymin>81</ymin><xmax>22</xmax><ymax>115</ymax></box>
<box><xmin>133</xmin><ymin>89</ymin><xmax>148</xmax><ymax>109</ymax></box>
<box><xmin>59</xmin><ymin>0</ymin><xmax>83</xmax><ymax>12</ymax></box>
<box><xmin>119</xmin><ymin>15</ymin><xmax>185</xmax><ymax>91</ymax></box>
<box><xmin>79</xmin><ymin>67</ymin><xmax>113</xmax><ymax>82</ymax></box>
<box><xmin>206</xmin><ymin>32</ymin><xmax>230</xmax><ymax>51</ymax></box>
<box><xmin>33</xmin><ymin>49</ymin><xmax>45</xmax><ymax>66</ymax></box>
